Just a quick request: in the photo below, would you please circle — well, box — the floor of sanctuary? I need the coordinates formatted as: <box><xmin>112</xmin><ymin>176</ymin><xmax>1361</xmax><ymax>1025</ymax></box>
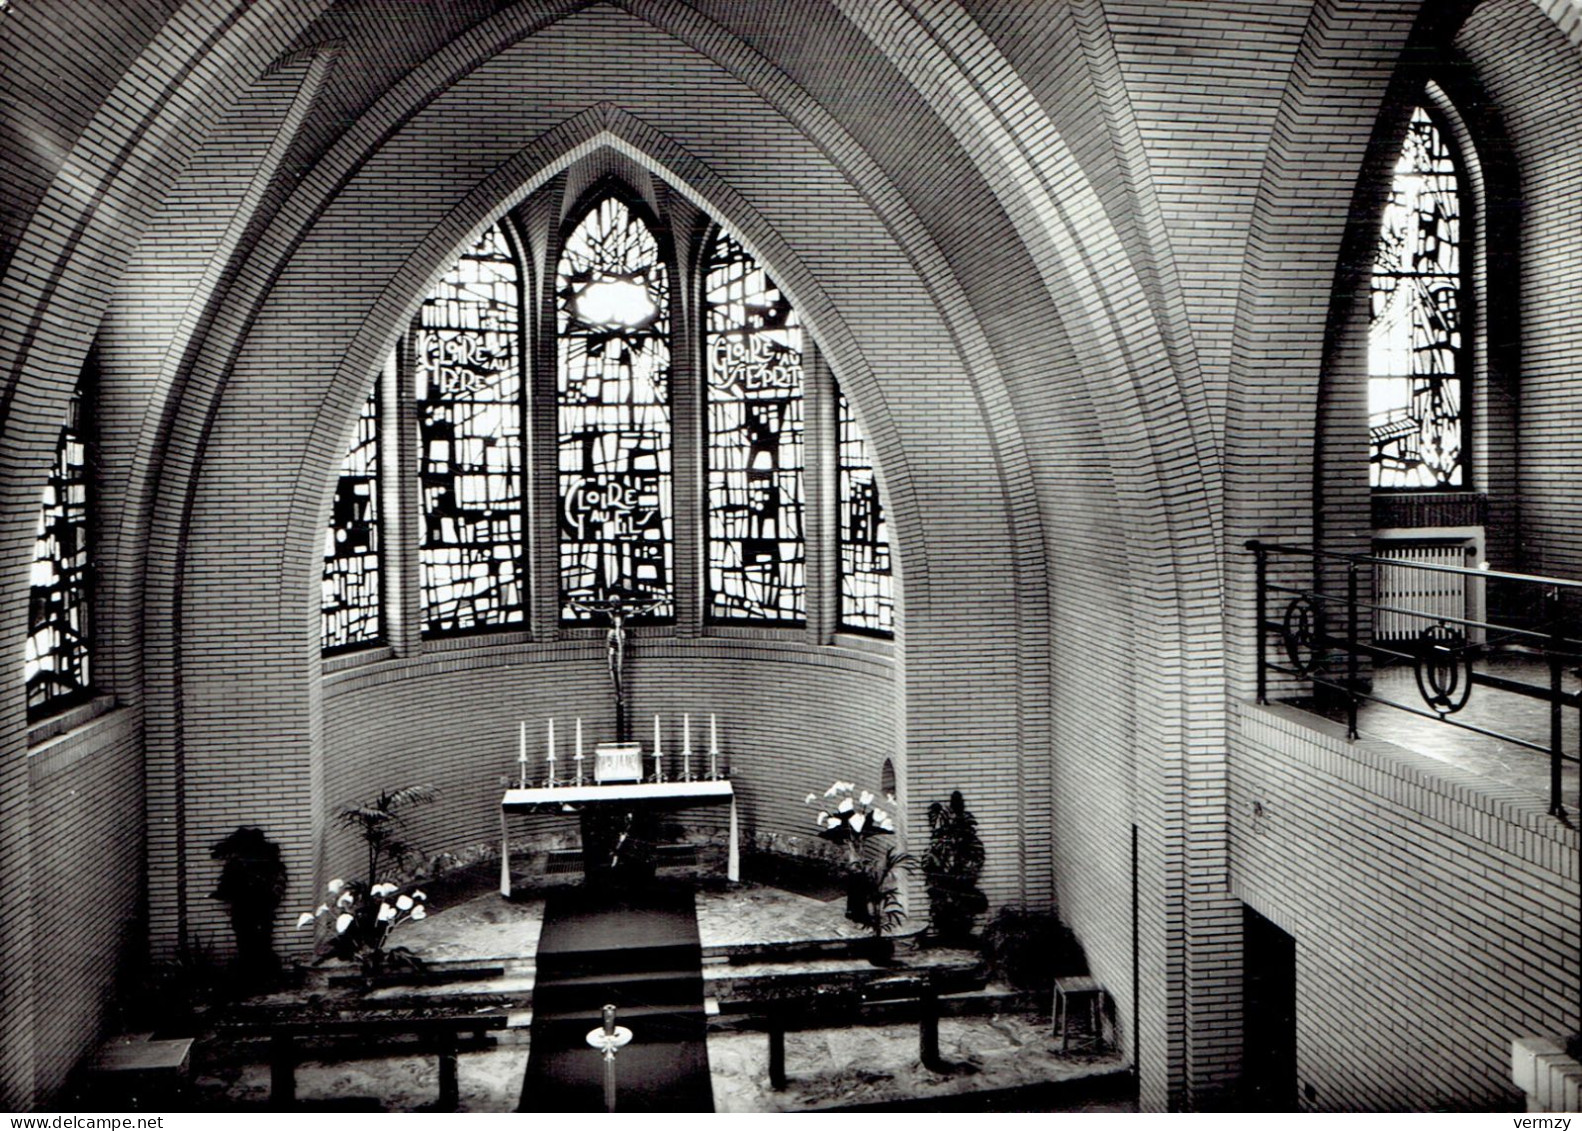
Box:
<box><xmin>141</xmin><ymin>866</ymin><xmax>1131</xmax><ymax>1113</ymax></box>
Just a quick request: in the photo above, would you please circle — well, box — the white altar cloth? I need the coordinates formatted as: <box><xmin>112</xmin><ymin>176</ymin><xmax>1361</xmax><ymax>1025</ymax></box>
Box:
<box><xmin>498</xmin><ymin>779</ymin><xmax>738</xmax><ymax>896</ymax></box>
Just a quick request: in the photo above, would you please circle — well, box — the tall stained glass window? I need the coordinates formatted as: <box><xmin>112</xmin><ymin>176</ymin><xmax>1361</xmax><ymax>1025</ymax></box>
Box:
<box><xmin>557</xmin><ymin>196</ymin><xmax>673</xmax><ymax>619</ymax></box>
<box><xmin>322</xmin><ymin>370</ymin><xmax>382</xmax><ymax>651</ymax></box>
<box><xmin>838</xmin><ymin>390</ymin><xmax>893</xmax><ymax>635</ymax></box>
<box><xmin>1369</xmin><ymin>105</ymin><xmax>1463</xmax><ymax>490</ymax></box>
<box><xmin>704</xmin><ymin>232</ymin><xmax>805</xmax><ymax>622</ymax></box>
<box><xmin>416</xmin><ymin>223</ymin><xmax>525</xmax><ymax>633</ymax></box>
<box><xmin>26</xmin><ymin>388</ymin><xmax>92</xmax><ymax>715</ymax></box>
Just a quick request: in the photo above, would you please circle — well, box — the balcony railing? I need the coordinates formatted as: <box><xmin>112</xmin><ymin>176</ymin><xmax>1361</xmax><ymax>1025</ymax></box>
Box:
<box><xmin>1247</xmin><ymin>540</ymin><xmax>1582</xmax><ymax>819</ymax></box>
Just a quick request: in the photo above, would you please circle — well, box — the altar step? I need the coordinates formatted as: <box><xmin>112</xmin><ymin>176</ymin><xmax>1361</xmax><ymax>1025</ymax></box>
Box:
<box><xmin>543</xmin><ymin>844</ymin><xmax>699</xmax><ymax>875</ymax></box>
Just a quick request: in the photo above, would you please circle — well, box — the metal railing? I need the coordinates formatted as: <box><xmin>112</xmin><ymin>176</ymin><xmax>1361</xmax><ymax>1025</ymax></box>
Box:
<box><xmin>1247</xmin><ymin>540</ymin><xmax>1582</xmax><ymax>820</ymax></box>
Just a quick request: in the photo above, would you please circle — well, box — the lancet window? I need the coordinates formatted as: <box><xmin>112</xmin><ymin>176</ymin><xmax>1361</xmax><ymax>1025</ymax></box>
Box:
<box><xmin>837</xmin><ymin>390</ymin><xmax>894</xmax><ymax>635</ymax></box>
<box><xmin>704</xmin><ymin>231</ymin><xmax>805</xmax><ymax>623</ymax></box>
<box><xmin>1369</xmin><ymin>105</ymin><xmax>1464</xmax><ymax>490</ymax></box>
<box><xmin>321</xmin><ymin>371</ymin><xmax>382</xmax><ymax>651</ymax></box>
<box><xmin>416</xmin><ymin>223</ymin><xmax>525</xmax><ymax>633</ymax></box>
<box><xmin>556</xmin><ymin>196</ymin><xmax>673</xmax><ymax>620</ymax></box>
<box><xmin>26</xmin><ymin>385</ymin><xmax>93</xmax><ymax>716</ymax></box>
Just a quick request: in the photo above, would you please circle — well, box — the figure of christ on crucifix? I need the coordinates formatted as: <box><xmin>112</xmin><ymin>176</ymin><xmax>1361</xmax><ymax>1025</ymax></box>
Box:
<box><xmin>570</xmin><ymin>589</ymin><xmax>660</xmax><ymax>743</ymax></box>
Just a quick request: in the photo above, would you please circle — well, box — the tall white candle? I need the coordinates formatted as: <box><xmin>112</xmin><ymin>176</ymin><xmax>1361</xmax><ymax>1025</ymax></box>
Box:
<box><xmin>519</xmin><ymin>721</ymin><xmax>527</xmax><ymax>764</ymax></box>
<box><xmin>683</xmin><ymin>713</ymin><xmax>691</xmax><ymax>752</ymax></box>
<box><xmin>576</xmin><ymin>717</ymin><xmax>583</xmax><ymax>757</ymax></box>
<box><xmin>654</xmin><ymin>714</ymin><xmax>662</xmax><ymax>754</ymax></box>
<box><xmin>710</xmin><ymin>714</ymin><xmax>718</xmax><ymax>754</ymax></box>
<box><xmin>547</xmin><ymin>718</ymin><xmax>556</xmax><ymax>763</ymax></box>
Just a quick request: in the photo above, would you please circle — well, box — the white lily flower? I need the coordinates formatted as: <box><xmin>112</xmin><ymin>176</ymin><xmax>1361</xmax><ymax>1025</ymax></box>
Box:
<box><xmin>850</xmin><ymin>811</ymin><xmax>867</xmax><ymax>834</ymax></box>
<box><xmin>295</xmin><ymin>912</ymin><xmax>315</xmax><ymax>928</ymax></box>
<box><xmin>315</xmin><ymin>904</ymin><xmax>330</xmax><ymax>916</ymax></box>
<box><xmin>838</xmin><ymin>797</ymin><xmax>854</xmax><ymax>814</ymax></box>
<box><xmin>396</xmin><ymin>894</ymin><xmax>414</xmax><ymax>911</ymax></box>
<box><xmin>327</xmin><ymin>878</ymin><xmax>345</xmax><ymax>896</ymax></box>
<box><xmin>413</xmin><ymin>890</ymin><xmax>427</xmax><ymax>902</ymax></box>
<box><xmin>816</xmin><ymin>810</ymin><xmax>829</xmax><ymax>824</ymax></box>
<box><xmin>805</xmin><ymin>793</ymin><xmax>818</xmax><ymax>804</ymax></box>
<box><xmin>824</xmin><ymin>784</ymin><xmax>840</xmax><ymax>798</ymax></box>
<box><xmin>826</xmin><ymin>816</ymin><xmax>841</xmax><ymax>830</ymax></box>
<box><xmin>335</xmin><ymin>912</ymin><xmax>354</xmax><ymax>934</ymax></box>
<box><xmin>878</xmin><ymin>817</ymin><xmax>895</xmax><ymax>831</ymax></box>
<box><xmin>873</xmin><ymin>808</ymin><xmax>888</xmax><ymax>824</ymax></box>
<box><xmin>338</xmin><ymin>890</ymin><xmax>355</xmax><ymax>907</ymax></box>
<box><xmin>860</xmin><ymin>790</ymin><xmax>874</xmax><ymax>807</ymax></box>
<box><xmin>411</xmin><ymin>905</ymin><xmax>427</xmax><ymax>921</ymax></box>
<box><xmin>371</xmin><ymin>882</ymin><xmax>398</xmax><ymax>898</ymax></box>
<box><xmin>377</xmin><ymin>902</ymin><xmax>397</xmax><ymax>923</ymax></box>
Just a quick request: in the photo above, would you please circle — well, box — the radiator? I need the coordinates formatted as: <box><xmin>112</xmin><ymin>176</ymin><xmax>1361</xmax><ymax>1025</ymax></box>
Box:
<box><xmin>1372</xmin><ymin>537</ymin><xmax>1481</xmax><ymax>644</ymax></box>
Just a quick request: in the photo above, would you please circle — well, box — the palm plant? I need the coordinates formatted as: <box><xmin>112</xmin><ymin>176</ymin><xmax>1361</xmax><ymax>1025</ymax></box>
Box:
<box><xmin>855</xmin><ymin>846</ymin><xmax>917</xmax><ymax>938</ymax></box>
<box><xmin>335</xmin><ymin>784</ymin><xmax>438</xmax><ymax>887</ymax></box>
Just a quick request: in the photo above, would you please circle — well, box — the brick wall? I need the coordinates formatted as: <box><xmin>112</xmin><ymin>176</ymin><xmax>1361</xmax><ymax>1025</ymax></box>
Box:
<box><xmin>25</xmin><ymin>709</ymin><xmax>144</xmax><ymax>1102</ymax></box>
<box><xmin>1231</xmin><ymin>699</ymin><xmax>1575</xmax><ymax>1110</ymax></box>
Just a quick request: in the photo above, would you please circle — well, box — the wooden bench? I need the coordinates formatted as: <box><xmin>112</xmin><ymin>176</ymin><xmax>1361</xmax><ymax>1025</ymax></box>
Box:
<box><xmin>751</xmin><ymin>966</ymin><xmax>985</xmax><ymax>1088</ymax></box>
<box><xmin>254</xmin><ymin>1013</ymin><xmax>507</xmax><ymax>1110</ymax></box>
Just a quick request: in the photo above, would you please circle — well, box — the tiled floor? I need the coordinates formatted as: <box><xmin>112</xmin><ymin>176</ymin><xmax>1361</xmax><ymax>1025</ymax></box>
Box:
<box><xmin>1301</xmin><ymin>651</ymin><xmax>1582</xmax><ymax>814</ymax></box>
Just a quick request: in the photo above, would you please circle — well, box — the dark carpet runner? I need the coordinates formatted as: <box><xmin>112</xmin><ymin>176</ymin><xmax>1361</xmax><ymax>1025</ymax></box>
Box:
<box><xmin>518</xmin><ymin>885</ymin><xmax>714</xmax><ymax>1112</ymax></box>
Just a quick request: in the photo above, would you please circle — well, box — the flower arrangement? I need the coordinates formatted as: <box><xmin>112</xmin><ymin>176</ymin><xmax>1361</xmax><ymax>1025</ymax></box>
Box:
<box><xmin>804</xmin><ymin>781</ymin><xmax>896</xmax><ymax>865</ymax></box>
<box><xmin>804</xmin><ymin>781</ymin><xmax>911</xmax><ymax>934</ymax></box>
<box><xmin>297</xmin><ymin>877</ymin><xmax>429</xmax><ymax>976</ymax></box>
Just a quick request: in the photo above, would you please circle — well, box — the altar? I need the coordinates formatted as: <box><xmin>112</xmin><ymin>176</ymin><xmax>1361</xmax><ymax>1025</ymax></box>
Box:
<box><xmin>498</xmin><ymin>778</ymin><xmax>739</xmax><ymax>897</ymax></box>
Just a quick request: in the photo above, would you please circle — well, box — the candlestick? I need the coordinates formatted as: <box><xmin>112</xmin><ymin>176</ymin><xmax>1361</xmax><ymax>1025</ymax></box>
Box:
<box><xmin>653</xmin><ymin>714</ymin><xmax>665</xmax><ymax>783</ymax></box>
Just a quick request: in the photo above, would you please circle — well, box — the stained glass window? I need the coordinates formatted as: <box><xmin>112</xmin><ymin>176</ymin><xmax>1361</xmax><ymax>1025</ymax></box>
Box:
<box><xmin>704</xmin><ymin>232</ymin><xmax>805</xmax><ymax>622</ymax></box>
<box><xmin>557</xmin><ymin>197</ymin><xmax>673</xmax><ymax>620</ymax></box>
<box><xmin>26</xmin><ymin>388</ymin><xmax>92</xmax><ymax>716</ymax></box>
<box><xmin>416</xmin><ymin>223</ymin><xmax>525</xmax><ymax>633</ymax></box>
<box><xmin>1369</xmin><ymin>106</ymin><xmax>1463</xmax><ymax>490</ymax></box>
<box><xmin>838</xmin><ymin>390</ymin><xmax>893</xmax><ymax>635</ymax></box>
<box><xmin>322</xmin><ymin>370</ymin><xmax>382</xmax><ymax>651</ymax></box>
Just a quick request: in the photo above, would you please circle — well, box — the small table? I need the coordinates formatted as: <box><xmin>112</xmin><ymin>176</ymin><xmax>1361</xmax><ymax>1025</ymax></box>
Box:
<box><xmin>499</xmin><ymin>779</ymin><xmax>739</xmax><ymax>897</ymax></box>
<box><xmin>1052</xmin><ymin>974</ymin><xmax>1105</xmax><ymax>1053</ymax></box>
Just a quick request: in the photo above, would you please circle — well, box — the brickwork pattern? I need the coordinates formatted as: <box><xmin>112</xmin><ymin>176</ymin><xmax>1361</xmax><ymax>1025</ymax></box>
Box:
<box><xmin>1232</xmin><ymin>700</ymin><xmax>1577</xmax><ymax>1110</ymax></box>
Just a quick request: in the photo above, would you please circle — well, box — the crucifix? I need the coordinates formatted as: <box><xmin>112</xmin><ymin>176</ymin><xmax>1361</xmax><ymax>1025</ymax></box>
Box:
<box><xmin>571</xmin><ymin>589</ymin><xmax>659</xmax><ymax>743</ymax></box>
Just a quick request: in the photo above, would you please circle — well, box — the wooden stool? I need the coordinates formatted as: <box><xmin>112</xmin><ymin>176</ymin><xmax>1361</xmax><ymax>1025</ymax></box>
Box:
<box><xmin>1052</xmin><ymin>975</ymin><xmax>1105</xmax><ymax>1053</ymax></box>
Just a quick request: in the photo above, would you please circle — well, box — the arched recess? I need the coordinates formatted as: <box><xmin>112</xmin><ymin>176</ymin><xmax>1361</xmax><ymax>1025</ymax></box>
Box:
<box><xmin>139</xmin><ymin>0</ymin><xmax>1050</xmax><ymax>957</ymax></box>
<box><xmin>1313</xmin><ymin>59</ymin><xmax>1521</xmax><ymax>602</ymax></box>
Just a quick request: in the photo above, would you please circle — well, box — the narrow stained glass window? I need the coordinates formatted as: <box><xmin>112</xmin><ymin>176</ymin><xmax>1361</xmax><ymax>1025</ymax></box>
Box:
<box><xmin>416</xmin><ymin>223</ymin><xmax>525</xmax><ymax>633</ymax></box>
<box><xmin>557</xmin><ymin>196</ymin><xmax>673</xmax><ymax>619</ymax></box>
<box><xmin>1369</xmin><ymin>106</ymin><xmax>1463</xmax><ymax>490</ymax></box>
<box><xmin>26</xmin><ymin>387</ymin><xmax>92</xmax><ymax>716</ymax></box>
<box><xmin>838</xmin><ymin>390</ymin><xmax>893</xmax><ymax>635</ymax></box>
<box><xmin>705</xmin><ymin>232</ymin><xmax>805</xmax><ymax>622</ymax></box>
<box><xmin>322</xmin><ymin>369</ymin><xmax>382</xmax><ymax>651</ymax></box>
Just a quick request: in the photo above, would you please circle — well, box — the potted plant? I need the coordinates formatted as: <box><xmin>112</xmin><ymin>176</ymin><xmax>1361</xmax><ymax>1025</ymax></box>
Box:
<box><xmin>803</xmin><ymin>781</ymin><xmax>898</xmax><ymax>923</ymax></box>
<box><xmin>852</xmin><ymin>845</ymin><xmax>917</xmax><ymax>964</ymax></box>
<box><xmin>921</xmin><ymin>790</ymin><xmax>988</xmax><ymax>944</ymax></box>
